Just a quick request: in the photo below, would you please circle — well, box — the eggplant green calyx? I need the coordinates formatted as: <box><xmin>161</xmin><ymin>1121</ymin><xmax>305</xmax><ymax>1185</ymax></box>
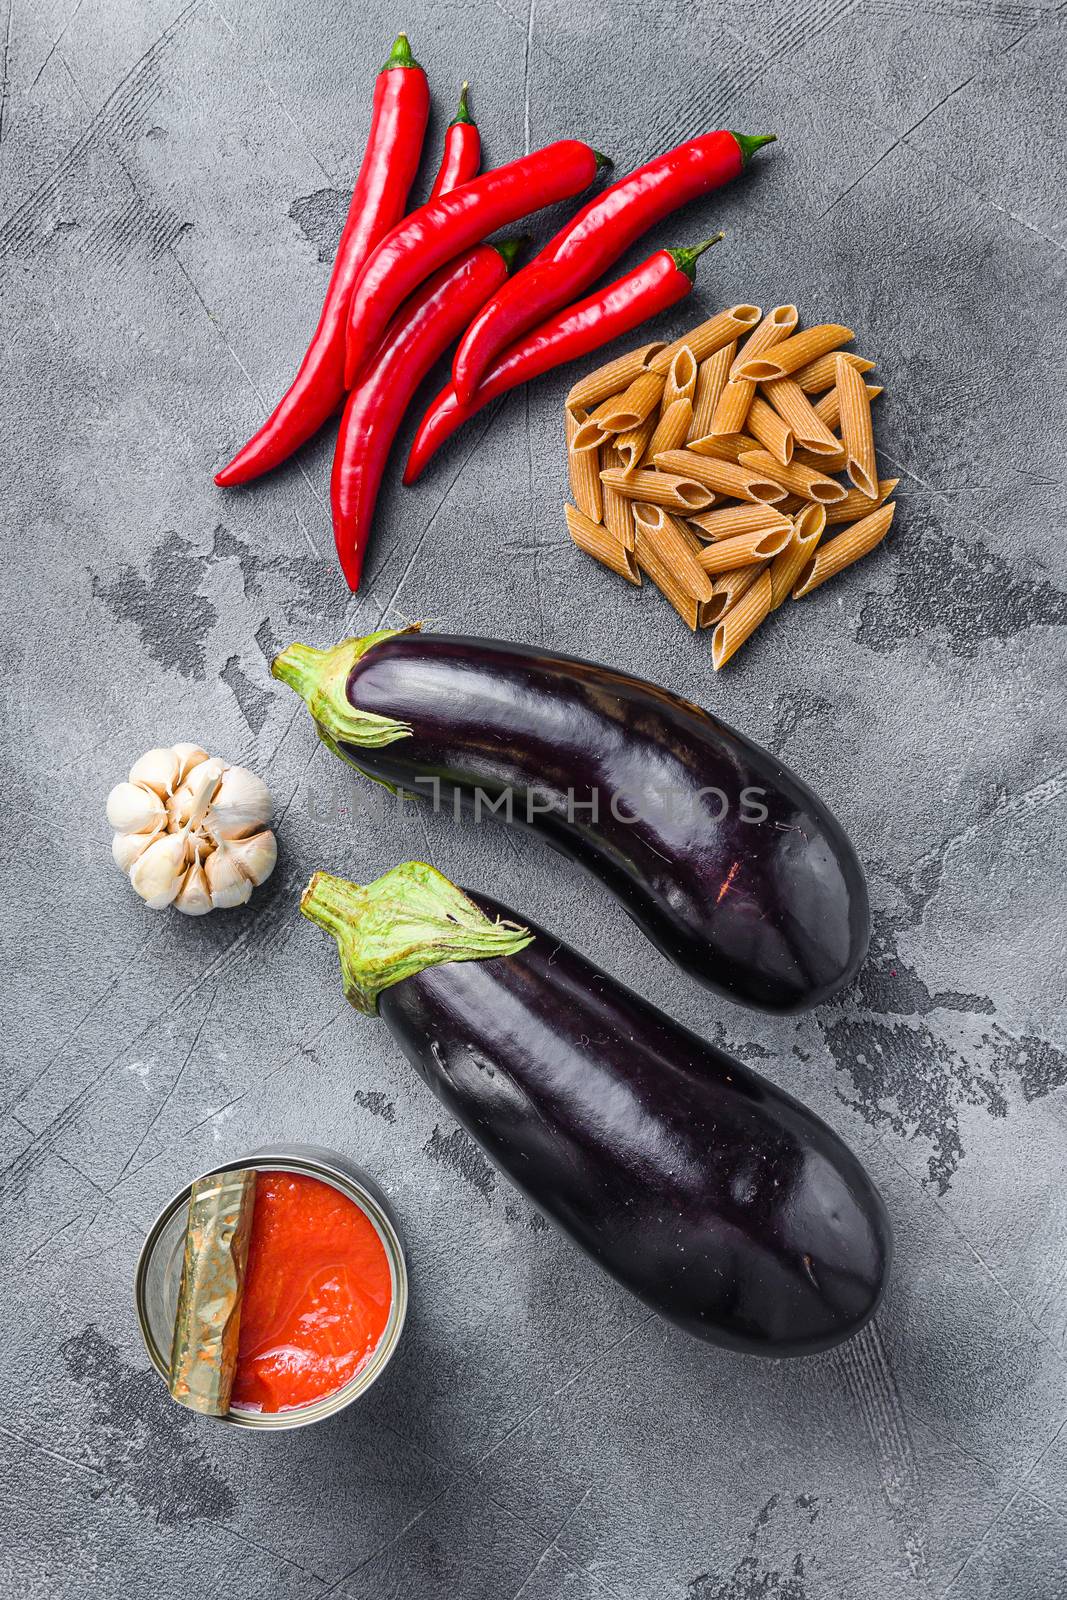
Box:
<box><xmin>731</xmin><ymin>132</ymin><xmax>776</xmax><ymax>166</ymax></box>
<box><xmin>271</xmin><ymin>631</ymin><xmax>415</xmax><ymax>759</ymax></box>
<box><xmin>301</xmin><ymin>863</ymin><xmax>534</xmax><ymax>1015</ymax></box>
<box><xmin>382</xmin><ymin>32</ymin><xmax>418</xmax><ymax>71</ymax></box>
<box><xmin>669</xmin><ymin>234</ymin><xmax>724</xmax><ymax>280</ymax></box>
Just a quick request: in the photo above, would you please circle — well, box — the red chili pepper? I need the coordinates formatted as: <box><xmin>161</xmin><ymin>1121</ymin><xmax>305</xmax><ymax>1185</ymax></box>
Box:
<box><xmin>429</xmin><ymin>83</ymin><xmax>480</xmax><ymax>199</ymax></box>
<box><xmin>403</xmin><ymin>237</ymin><xmax>720</xmax><ymax>485</ymax></box>
<box><xmin>330</xmin><ymin>92</ymin><xmax>514</xmax><ymax>592</ymax></box>
<box><xmin>214</xmin><ymin>35</ymin><xmax>429</xmax><ymax>489</ymax></box>
<box><xmin>451</xmin><ymin>130</ymin><xmax>774</xmax><ymax>404</ymax></box>
<box><xmin>331</xmin><ymin>241</ymin><xmax>522</xmax><ymax>590</ymax></box>
<box><xmin>343</xmin><ymin>139</ymin><xmax>609</xmax><ymax>388</ymax></box>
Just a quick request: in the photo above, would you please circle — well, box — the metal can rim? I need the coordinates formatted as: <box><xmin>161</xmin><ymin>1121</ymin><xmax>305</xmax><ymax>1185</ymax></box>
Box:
<box><xmin>134</xmin><ymin>1144</ymin><xmax>408</xmax><ymax>1431</ymax></box>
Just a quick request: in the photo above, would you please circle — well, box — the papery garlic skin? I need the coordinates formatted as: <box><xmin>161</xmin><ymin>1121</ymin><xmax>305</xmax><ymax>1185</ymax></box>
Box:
<box><xmin>206</xmin><ymin>767</ymin><xmax>272</xmax><ymax>839</ymax></box>
<box><xmin>205</xmin><ymin>842</ymin><xmax>254</xmax><ymax>909</ymax></box>
<box><xmin>128</xmin><ymin>747</ymin><xmax>181</xmax><ymax>797</ymax></box>
<box><xmin>107</xmin><ymin>781</ymin><xmax>166</xmax><ymax>836</ymax></box>
<box><xmin>130</xmin><ymin>834</ymin><xmax>187</xmax><ymax>909</ymax></box>
<box><xmin>107</xmin><ymin>744</ymin><xmax>276</xmax><ymax>914</ymax></box>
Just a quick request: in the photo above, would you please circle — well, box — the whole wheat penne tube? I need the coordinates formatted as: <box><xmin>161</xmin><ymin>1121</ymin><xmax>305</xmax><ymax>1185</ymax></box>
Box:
<box><xmin>632</xmin><ymin>504</ymin><xmax>715</xmax><ymax>629</ymax></box>
<box><xmin>769</xmin><ymin>504</ymin><xmax>824</xmax><ymax>609</ymax></box>
<box><xmin>689</xmin><ymin>504</ymin><xmax>791</xmax><ymax>541</ymax></box>
<box><xmin>567</xmin><ymin>341</ymin><xmax>666</xmax><ymax>413</ymax></box>
<box><xmin>654</xmin><ymin>448</ymin><xmax>787</xmax><ymax>505</ymax></box>
<box><xmin>565</xmin><ymin>503</ymin><xmax>640</xmax><ymax>585</ymax></box>
<box><xmin>688</xmin><ymin>342</ymin><xmax>735</xmax><ymax>440</ymax></box>
<box><xmin>794</xmin><ymin>351</ymin><xmax>875</xmax><ymax>395</ymax></box>
<box><xmin>661</xmin><ymin>346</ymin><xmax>697</xmax><ymax>411</ymax></box>
<box><xmin>708</xmin><ymin>377</ymin><xmax>757</xmax><ymax>437</ymax></box>
<box><xmin>777</xmin><ymin>493</ymin><xmax>805</xmax><ymax>516</ymax></box>
<box><xmin>746</xmin><ymin>395</ymin><xmax>794</xmax><ymax>465</ymax></box>
<box><xmin>616</xmin><ymin>413</ymin><xmax>657</xmax><ymax>472</ymax></box>
<box><xmin>735</xmin><ymin>324</ymin><xmax>854</xmax><ymax>382</ymax></box>
<box><xmin>836</xmin><ymin>354</ymin><xmax>878</xmax><ymax>498</ymax></box>
<box><xmin>824</xmin><ymin>478</ymin><xmax>898</xmax><ymax>526</ymax></box>
<box><xmin>686</xmin><ymin>433</ymin><xmax>761</xmax><ymax>464</ymax></box>
<box><xmin>738</xmin><ymin>448</ymin><xmax>847</xmax><ymax>505</ymax></box>
<box><xmin>761</xmin><ymin>377</ymin><xmax>840</xmax><ymax>456</ymax></box>
<box><xmin>712</xmin><ymin>564</ymin><xmax>765</xmax><ymax>614</ymax></box>
<box><xmin>596</xmin><ymin>370</ymin><xmax>666</xmax><ymax>432</ymax></box>
<box><xmin>814</xmin><ymin>382</ymin><xmax>882</xmax><ymax>431</ymax></box>
<box><xmin>570</xmin><ymin>417</ymin><xmax>609</xmax><ymax>451</ymax></box>
<box><xmin>600</xmin><ymin>467</ymin><xmax>714</xmax><ymax>512</ymax></box>
<box><xmin>712</xmin><ymin>568</ymin><xmax>773</xmax><ymax>669</ymax></box>
<box><xmin>600</xmin><ymin>444</ymin><xmax>635</xmax><ymax>550</ymax></box>
<box><xmin>649</xmin><ymin>305</ymin><xmax>762</xmax><ymax>374</ymax></box>
<box><xmin>793</xmin><ymin>502</ymin><xmax>896</xmax><ymax>598</ymax></box>
<box><xmin>644</xmin><ymin>398</ymin><xmax>693</xmax><ymax>462</ymax></box>
<box><xmin>566</xmin><ymin>409</ymin><xmax>603</xmax><ymax>522</ymax></box>
<box><xmin>730</xmin><ymin>304</ymin><xmax>800</xmax><ymax>375</ymax></box>
<box><xmin>707</xmin><ymin>306</ymin><xmax>799</xmax><ymax>439</ymax></box>
<box><xmin>792</xmin><ymin>444</ymin><xmax>848</xmax><ymax>474</ymax></box>
<box><xmin>696</xmin><ymin>524</ymin><xmax>792</xmax><ymax>573</ymax></box>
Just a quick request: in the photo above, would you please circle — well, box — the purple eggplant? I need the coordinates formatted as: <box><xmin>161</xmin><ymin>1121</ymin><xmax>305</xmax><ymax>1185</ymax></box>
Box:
<box><xmin>302</xmin><ymin>862</ymin><xmax>890</xmax><ymax>1357</ymax></box>
<box><xmin>275</xmin><ymin>629</ymin><xmax>869</xmax><ymax>1013</ymax></box>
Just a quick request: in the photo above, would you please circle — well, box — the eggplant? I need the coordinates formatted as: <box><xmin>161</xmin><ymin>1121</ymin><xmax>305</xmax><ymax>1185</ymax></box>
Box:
<box><xmin>302</xmin><ymin>862</ymin><xmax>890</xmax><ymax>1356</ymax></box>
<box><xmin>274</xmin><ymin>630</ymin><xmax>869</xmax><ymax>1013</ymax></box>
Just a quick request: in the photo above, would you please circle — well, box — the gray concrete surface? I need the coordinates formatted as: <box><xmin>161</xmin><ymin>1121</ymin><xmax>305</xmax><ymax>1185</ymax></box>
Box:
<box><xmin>2</xmin><ymin>1</ymin><xmax>1066</xmax><ymax>1595</ymax></box>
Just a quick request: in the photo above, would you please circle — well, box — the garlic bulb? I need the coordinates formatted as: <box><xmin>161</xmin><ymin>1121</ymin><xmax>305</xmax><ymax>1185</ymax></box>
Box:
<box><xmin>106</xmin><ymin>744</ymin><xmax>276</xmax><ymax>914</ymax></box>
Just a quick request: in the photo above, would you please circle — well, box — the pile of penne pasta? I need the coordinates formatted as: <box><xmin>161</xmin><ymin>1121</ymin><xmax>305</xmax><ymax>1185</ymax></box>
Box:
<box><xmin>563</xmin><ymin>305</ymin><xmax>897</xmax><ymax>668</ymax></box>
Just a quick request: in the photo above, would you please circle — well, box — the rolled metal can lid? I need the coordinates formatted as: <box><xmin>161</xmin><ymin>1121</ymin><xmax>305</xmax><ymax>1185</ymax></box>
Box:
<box><xmin>168</xmin><ymin>1168</ymin><xmax>257</xmax><ymax>1416</ymax></box>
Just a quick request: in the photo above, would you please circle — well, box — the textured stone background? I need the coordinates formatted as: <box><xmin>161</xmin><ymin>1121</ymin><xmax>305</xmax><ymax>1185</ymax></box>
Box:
<box><xmin>2</xmin><ymin>1</ymin><xmax>1066</xmax><ymax>1596</ymax></box>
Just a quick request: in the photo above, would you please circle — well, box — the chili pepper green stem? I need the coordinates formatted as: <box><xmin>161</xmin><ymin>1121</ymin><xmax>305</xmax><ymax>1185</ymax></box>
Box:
<box><xmin>668</xmin><ymin>234</ymin><xmax>724</xmax><ymax>280</ymax></box>
<box><xmin>271</xmin><ymin>630</ymin><xmax>416</xmax><ymax>761</ymax></box>
<box><xmin>301</xmin><ymin>863</ymin><xmax>534</xmax><ymax>1015</ymax></box>
<box><xmin>592</xmin><ymin>150</ymin><xmax>612</xmax><ymax>171</ymax></box>
<box><xmin>452</xmin><ymin>81</ymin><xmax>473</xmax><ymax>124</ymax></box>
<box><xmin>493</xmin><ymin>235</ymin><xmax>527</xmax><ymax>272</ymax></box>
<box><xmin>383</xmin><ymin>32</ymin><xmax>418</xmax><ymax>71</ymax></box>
<box><xmin>731</xmin><ymin>132</ymin><xmax>776</xmax><ymax>165</ymax></box>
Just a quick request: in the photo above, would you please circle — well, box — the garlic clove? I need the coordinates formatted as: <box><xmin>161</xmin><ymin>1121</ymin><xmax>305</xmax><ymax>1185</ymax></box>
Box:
<box><xmin>128</xmin><ymin>747</ymin><xmax>181</xmax><ymax>797</ymax></box>
<box><xmin>207</xmin><ymin>765</ymin><xmax>272</xmax><ymax>839</ymax></box>
<box><xmin>169</xmin><ymin>758</ymin><xmax>225</xmax><ymax>826</ymax></box>
<box><xmin>174</xmin><ymin>858</ymin><xmax>213</xmax><ymax>916</ymax></box>
<box><xmin>129</xmin><ymin>833</ymin><xmax>188</xmax><ymax>909</ymax></box>
<box><xmin>172</xmin><ymin>743</ymin><xmax>210</xmax><ymax>783</ymax></box>
<box><xmin>226</xmin><ymin>829</ymin><xmax>278</xmax><ymax>888</ymax></box>
<box><xmin>112</xmin><ymin>828</ymin><xmax>161</xmax><ymax>874</ymax></box>
<box><xmin>205</xmin><ymin>841</ymin><xmax>253</xmax><ymax>909</ymax></box>
<box><xmin>107</xmin><ymin>780</ymin><xmax>166</xmax><ymax>836</ymax></box>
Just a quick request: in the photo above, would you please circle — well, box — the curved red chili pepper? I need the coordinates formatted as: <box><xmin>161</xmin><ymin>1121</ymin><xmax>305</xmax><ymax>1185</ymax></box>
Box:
<box><xmin>214</xmin><ymin>35</ymin><xmax>429</xmax><ymax>489</ymax></box>
<box><xmin>403</xmin><ymin>237</ymin><xmax>720</xmax><ymax>485</ymax></box>
<box><xmin>451</xmin><ymin>130</ymin><xmax>774</xmax><ymax>404</ymax></box>
<box><xmin>331</xmin><ymin>92</ymin><xmax>511</xmax><ymax>592</ymax></box>
<box><xmin>343</xmin><ymin>139</ymin><xmax>609</xmax><ymax>388</ymax></box>
<box><xmin>429</xmin><ymin>83</ymin><xmax>480</xmax><ymax>199</ymax></box>
<box><xmin>331</xmin><ymin>241</ymin><xmax>521</xmax><ymax>590</ymax></box>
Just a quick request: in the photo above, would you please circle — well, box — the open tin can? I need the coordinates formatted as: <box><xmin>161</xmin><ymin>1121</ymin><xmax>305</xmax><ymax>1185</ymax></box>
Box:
<box><xmin>135</xmin><ymin>1143</ymin><xmax>408</xmax><ymax>1430</ymax></box>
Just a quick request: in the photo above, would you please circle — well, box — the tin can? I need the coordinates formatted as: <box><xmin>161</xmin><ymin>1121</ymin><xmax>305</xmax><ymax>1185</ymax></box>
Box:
<box><xmin>135</xmin><ymin>1144</ymin><xmax>408</xmax><ymax>1431</ymax></box>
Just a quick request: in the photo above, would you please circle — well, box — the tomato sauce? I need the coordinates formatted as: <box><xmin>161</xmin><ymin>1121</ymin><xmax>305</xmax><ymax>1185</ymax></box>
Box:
<box><xmin>231</xmin><ymin>1171</ymin><xmax>392</xmax><ymax>1413</ymax></box>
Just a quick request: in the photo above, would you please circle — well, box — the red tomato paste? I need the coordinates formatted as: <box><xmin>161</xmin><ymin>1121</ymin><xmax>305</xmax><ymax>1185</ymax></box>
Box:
<box><xmin>231</xmin><ymin>1171</ymin><xmax>392</xmax><ymax>1413</ymax></box>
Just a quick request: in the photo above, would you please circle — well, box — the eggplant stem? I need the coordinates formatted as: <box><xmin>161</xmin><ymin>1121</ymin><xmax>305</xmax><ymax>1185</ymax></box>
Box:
<box><xmin>271</xmin><ymin>630</ymin><xmax>418</xmax><ymax>754</ymax></box>
<box><xmin>301</xmin><ymin>863</ymin><xmax>534</xmax><ymax>1015</ymax></box>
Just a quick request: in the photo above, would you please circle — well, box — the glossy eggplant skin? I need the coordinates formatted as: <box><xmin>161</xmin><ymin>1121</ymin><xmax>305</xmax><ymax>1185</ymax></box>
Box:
<box><xmin>344</xmin><ymin>633</ymin><xmax>869</xmax><ymax>1013</ymax></box>
<box><xmin>379</xmin><ymin>892</ymin><xmax>890</xmax><ymax>1356</ymax></box>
